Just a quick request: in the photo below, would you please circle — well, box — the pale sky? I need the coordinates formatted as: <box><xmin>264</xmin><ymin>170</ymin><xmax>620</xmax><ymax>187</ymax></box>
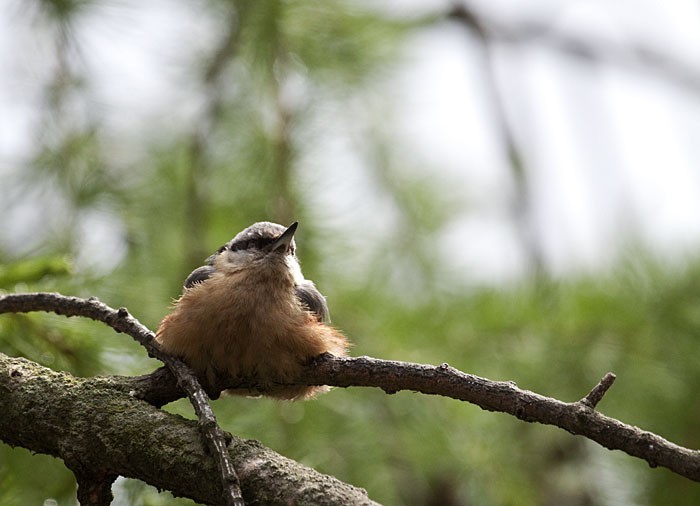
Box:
<box><xmin>1</xmin><ymin>0</ymin><xmax>700</xmax><ymax>283</ymax></box>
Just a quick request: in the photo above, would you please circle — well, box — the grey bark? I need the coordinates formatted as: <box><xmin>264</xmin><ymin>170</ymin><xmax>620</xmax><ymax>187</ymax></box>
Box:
<box><xmin>0</xmin><ymin>354</ymin><xmax>377</xmax><ymax>506</ymax></box>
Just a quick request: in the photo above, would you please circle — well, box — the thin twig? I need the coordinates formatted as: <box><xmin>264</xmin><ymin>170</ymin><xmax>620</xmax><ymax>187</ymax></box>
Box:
<box><xmin>0</xmin><ymin>292</ymin><xmax>244</xmax><ymax>506</ymax></box>
<box><xmin>579</xmin><ymin>372</ymin><xmax>617</xmax><ymax>409</ymax></box>
<box><xmin>296</xmin><ymin>356</ymin><xmax>700</xmax><ymax>481</ymax></box>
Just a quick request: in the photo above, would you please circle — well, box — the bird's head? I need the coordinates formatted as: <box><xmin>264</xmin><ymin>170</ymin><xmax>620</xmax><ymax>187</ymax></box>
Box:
<box><xmin>212</xmin><ymin>221</ymin><xmax>303</xmax><ymax>281</ymax></box>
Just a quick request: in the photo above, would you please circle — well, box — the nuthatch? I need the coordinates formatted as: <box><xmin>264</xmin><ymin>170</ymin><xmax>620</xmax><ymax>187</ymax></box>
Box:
<box><xmin>156</xmin><ymin>221</ymin><xmax>349</xmax><ymax>400</ymax></box>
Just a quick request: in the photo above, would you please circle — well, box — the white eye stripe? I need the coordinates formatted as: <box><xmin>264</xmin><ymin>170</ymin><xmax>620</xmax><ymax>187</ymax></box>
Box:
<box><xmin>214</xmin><ymin>249</ymin><xmax>305</xmax><ymax>283</ymax></box>
<box><xmin>218</xmin><ymin>249</ymin><xmax>257</xmax><ymax>268</ymax></box>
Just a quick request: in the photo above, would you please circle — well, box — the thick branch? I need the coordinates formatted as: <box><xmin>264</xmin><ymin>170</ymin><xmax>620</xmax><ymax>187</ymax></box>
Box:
<box><xmin>0</xmin><ymin>353</ymin><xmax>376</xmax><ymax>506</ymax></box>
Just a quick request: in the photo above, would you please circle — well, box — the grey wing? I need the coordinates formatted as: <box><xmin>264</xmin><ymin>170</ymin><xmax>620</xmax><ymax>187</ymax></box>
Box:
<box><xmin>295</xmin><ymin>280</ymin><xmax>330</xmax><ymax>322</ymax></box>
<box><xmin>184</xmin><ymin>265</ymin><xmax>217</xmax><ymax>289</ymax></box>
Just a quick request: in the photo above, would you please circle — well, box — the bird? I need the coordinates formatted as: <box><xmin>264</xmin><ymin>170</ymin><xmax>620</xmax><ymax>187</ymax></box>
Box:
<box><xmin>155</xmin><ymin>221</ymin><xmax>349</xmax><ymax>400</ymax></box>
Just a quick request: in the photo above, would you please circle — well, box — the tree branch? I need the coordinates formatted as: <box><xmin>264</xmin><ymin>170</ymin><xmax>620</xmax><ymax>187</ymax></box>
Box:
<box><xmin>579</xmin><ymin>371</ymin><xmax>616</xmax><ymax>409</ymax></box>
<box><xmin>298</xmin><ymin>357</ymin><xmax>700</xmax><ymax>481</ymax></box>
<box><xmin>0</xmin><ymin>353</ymin><xmax>376</xmax><ymax>506</ymax></box>
<box><xmin>0</xmin><ymin>292</ymin><xmax>243</xmax><ymax>506</ymax></box>
<box><xmin>123</xmin><ymin>345</ymin><xmax>700</xmax><ymax>484</ymax></box>
<box><xmin>2</xmin><ymin>291</ymin><xmax>700</xmax><ymax>505</ymax></box>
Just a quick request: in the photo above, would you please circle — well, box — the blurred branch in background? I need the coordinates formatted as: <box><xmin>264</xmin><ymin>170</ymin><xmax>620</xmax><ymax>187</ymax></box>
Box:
<box><xmin>446</xmin><ymin>1</ymin><xmax>700</xmax><ymax>277</ymax></box>
<box><xmin>184</xmin><ymin>6</ymin><xmax>241</xmax><ymax>269</ymax></box>
<box><xmin>448</xmin><ymin>5</ymin><xmax>546</xmax><ymax>277</ymax></box>
<box><xmin>26</xmin><ymin>0</ymin><xmax>115</xmax><ymax>250</ymax></box>
<box><xmin>447</xmin><ymin>4</ymin><xmax>700</xmax><ymax>95</ymax></box>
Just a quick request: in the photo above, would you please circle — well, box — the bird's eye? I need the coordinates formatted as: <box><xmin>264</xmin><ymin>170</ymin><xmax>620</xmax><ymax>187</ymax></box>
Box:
<box><xmin>217</xmin><ymin>245</ymin><xmax>227</xmax><ymax>254</ymax></box>
<box><xmin>258</xmin><ymin>238</ymin><xmax>273</xmax><ymax>249</ymax></box>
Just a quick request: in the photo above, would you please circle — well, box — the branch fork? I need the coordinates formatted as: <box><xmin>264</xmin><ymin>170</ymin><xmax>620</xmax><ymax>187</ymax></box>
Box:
<box><xmin>579</xmin><ymin>372</ymin><xmax>617</xmax><ymax>409</ymax></box>
<box><xmin>0</xmin><ymin>292</ymin><xmax>243</xmax><ymax>506</ymax></box>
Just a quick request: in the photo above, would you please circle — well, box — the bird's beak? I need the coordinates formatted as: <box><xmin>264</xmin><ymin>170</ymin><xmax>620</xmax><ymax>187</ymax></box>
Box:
<box><xmin>270</xmin><ymin>221</ymin><xmax>298</xmax><ymax>253</ymax></box>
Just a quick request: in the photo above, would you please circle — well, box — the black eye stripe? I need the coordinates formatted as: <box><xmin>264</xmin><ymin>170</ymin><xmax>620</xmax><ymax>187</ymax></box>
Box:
<box><xmin>228</xmin><ymin>236</ymin><xmax>276</xmax><ymax>252</ymax></box>
<box><xmin>220</xmin><ymin>222</ymin><xmax>297</xmax><ymax>255</ymax></box>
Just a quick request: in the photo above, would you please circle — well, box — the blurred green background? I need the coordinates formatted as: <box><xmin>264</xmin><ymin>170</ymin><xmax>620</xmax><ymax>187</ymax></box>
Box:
<box><xmin>2</xmin><ymin>1</ymin><xmax>700</xmax><ymax>505</ymax></box>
